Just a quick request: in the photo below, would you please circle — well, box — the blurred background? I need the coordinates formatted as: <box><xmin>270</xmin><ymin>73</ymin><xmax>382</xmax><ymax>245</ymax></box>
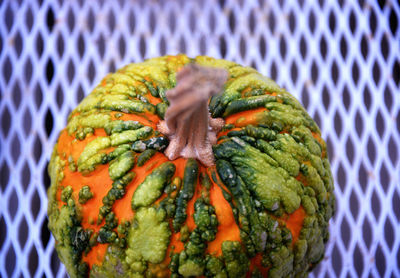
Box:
<box><xmin>0</xmin><ymin>0</ymin><xmax>399</xmax><ymax>277</ymax></box>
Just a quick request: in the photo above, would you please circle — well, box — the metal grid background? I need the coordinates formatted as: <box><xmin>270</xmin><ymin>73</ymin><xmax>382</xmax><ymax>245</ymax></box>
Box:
<box><xmin>0</xmin><ymin>0</ymin><xmax>399</xmax><ymax>277</ymax></box>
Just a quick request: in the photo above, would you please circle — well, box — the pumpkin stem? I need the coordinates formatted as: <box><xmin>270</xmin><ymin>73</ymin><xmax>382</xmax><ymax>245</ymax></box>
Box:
<box><xmin>158</xmin><ymin>64</ymin><xmax>228</xmax><ymax>166</ymax></box>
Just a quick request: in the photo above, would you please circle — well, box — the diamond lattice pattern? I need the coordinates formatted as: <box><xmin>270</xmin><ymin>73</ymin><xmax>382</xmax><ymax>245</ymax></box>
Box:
<box><xmin>0</xmin><ymin>0</ymin><xmax>399</xmax><ymax>277</ymax></box>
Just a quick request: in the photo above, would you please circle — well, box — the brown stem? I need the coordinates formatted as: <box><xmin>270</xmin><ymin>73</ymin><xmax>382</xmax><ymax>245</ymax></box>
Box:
<box><xmin>157</xmin><ymin>64</ymin><xmax>228</xmax><ymax>166</ymax></box>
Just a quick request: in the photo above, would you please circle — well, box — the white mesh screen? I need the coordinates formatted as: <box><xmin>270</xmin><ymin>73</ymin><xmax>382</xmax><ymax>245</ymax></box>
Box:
<box><xmin>0</xmin><ymin>0</ymin><xmax>399</xmax><ymax>277</ymax></box>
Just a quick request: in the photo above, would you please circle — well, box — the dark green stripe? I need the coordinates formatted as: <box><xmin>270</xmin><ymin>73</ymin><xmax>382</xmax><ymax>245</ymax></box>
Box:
<box><xmin>223</xmin><ymin>94</ymin><xmax>277</xmax><ymax>117</ymax></box>
<box><xmin>136</xmin><ymin>149</ymin><xmax>157</xmax><ymax>166</ymax></box>
<box><xmin>173</xmin><ymin>159</ymin><xmax>198</xmax><ymax>232</ymax></box>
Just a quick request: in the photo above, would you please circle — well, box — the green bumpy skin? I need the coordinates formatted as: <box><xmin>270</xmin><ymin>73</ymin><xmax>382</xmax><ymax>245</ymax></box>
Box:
<box><xmin>78</xmin><ymin>186</ymin><xmax>94</xmax><ymax>204</ymax></box>
<box><xmin>131</xmin><ymin>162</ymin><xmax>176</xmax><ymax>209</ymax></box>
<box><xmin>125</xmin><ymin>208</ymin><xmax>171</xmax><ymax>272</ymax></box>
<box><xmin>173</xmin><ymin>159</ymin><xmax>199</xmax><ymax>232</ymax></box>
<box><xmin>47</xmin><ymin>55</ymin><xmax>334</xmax><ymax>278</ymax></box>
<box><xmin>174</xmin><ymin>198</ymin><xmax>219</xmax><ymax>277</ymax></box>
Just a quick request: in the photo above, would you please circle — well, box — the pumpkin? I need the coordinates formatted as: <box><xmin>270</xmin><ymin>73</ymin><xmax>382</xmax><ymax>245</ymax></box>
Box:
<box><xmin>47</xmin><ymin>55</ymin><xmax>335</xmax><ymax>278</ymax></box>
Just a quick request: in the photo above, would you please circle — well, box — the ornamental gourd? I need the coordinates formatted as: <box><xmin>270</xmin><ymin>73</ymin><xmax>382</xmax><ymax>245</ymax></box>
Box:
<box><xmin>47</xmin><ymin>55</ymin><xmax>335</xmax><ymax>278</ymax></box>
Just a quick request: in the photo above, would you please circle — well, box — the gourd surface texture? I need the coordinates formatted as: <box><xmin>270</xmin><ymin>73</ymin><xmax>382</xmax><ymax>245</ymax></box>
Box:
<box><xmin>48</xmin><ymin>55</ymin><xmax>335</xmax><ymax>278</ymax></box>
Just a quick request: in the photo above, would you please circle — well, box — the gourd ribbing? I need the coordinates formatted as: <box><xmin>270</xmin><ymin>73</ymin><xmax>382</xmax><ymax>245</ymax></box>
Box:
<box><xmin>158</xmin><ymin>64</ymin><xmax>228</xmax><ymax>166</ymax></box>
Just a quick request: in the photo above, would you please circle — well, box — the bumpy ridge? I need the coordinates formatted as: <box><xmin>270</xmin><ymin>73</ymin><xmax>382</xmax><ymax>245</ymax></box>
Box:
<box><xmin>48</xmin><ymin>54</ymin><xmax>334</xmax><ymax>278</ymax></box>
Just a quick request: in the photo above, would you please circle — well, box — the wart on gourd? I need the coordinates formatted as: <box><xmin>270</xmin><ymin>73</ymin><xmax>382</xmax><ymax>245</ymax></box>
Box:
<box><xmin>78</xmin><ymin>185</ymin><xmax>93</xmax><ymax>204</ymax></box>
